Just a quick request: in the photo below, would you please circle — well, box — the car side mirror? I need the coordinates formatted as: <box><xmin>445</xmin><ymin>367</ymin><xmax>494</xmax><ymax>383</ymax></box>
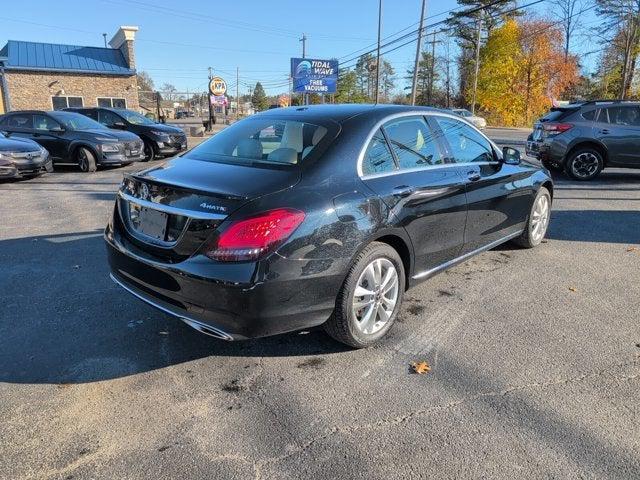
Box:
<box><xmin>49</xmin><ymin>126</ymin><xmax>65</xmax><ymax>134</ymax></box>
<box><xmin>502</xmin><ymin>146</ymin><xmax>521</xmax><ymax>165</ymax></box>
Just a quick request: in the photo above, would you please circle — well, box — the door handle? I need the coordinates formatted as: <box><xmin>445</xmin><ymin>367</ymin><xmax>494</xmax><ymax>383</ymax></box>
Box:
<box><xmin>600</xmin><ymin>128</ymin><xmax>610</xmax><ymax>135</ymax></box>
<box><xmin>392</xmin><ymin>185</ymin><xmax>415</xmax><ymax>197</ymax></box>
<box><xmin>467</xmin><ymin>170</ymin><xmax>481</xmax><ymax>182</ymax></box>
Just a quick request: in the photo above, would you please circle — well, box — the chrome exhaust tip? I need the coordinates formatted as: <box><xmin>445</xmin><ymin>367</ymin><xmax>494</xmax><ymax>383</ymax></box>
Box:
<box><xmin>180</xmin><ymin>318</ymin><xmax>234</xmax><ymax>341</ymax></box>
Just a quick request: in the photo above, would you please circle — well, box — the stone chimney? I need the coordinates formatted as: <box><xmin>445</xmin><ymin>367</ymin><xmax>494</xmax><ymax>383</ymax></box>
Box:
<box><xmin>109</xmin><ymin>26</ymin><xmax>139</xmax><ymax>70</ymax></box>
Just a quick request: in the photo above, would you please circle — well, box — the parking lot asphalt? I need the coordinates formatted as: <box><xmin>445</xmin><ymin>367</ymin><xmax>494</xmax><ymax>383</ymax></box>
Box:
<box><xmin>1</xmin><ymin>142</ymin><xmax>639</xmax><ymax>479</ymax></box>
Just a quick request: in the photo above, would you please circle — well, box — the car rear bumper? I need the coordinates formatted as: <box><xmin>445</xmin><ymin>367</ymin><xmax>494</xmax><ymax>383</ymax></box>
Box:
<box><xmin>105</xmin><ymin>226</ymin><xmax>340</xmax><ymax>340</ymax></box>
<box><xmin>157</xmin><ymin>143</ymin><xmax>188</xmax><ymax>156</ymax></box>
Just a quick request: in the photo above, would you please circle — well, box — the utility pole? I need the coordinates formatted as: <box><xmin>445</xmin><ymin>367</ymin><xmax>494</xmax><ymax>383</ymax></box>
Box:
<box><xmin>445</xmin><ymin>38</ymin><xmax>451</xmax><ymax>108</ymax></box>
<box><xmin>374</xmin><ymin>0</ymin><xmax>382</xmax><ymax>104</ymax></box>
<box><xmin>207</xmin><ymin>66</ymin><xmax>213</xmax><ymax>130</ymax></box>
<box><xmin>300</xmin><ymin>33</ymin><xmax>307</xmax><ymax>105</ymax></box>
<box><xmin>471</xmin><ymin>12</ymin><xmax>482</xmax><ymax>114</ymax></box>
<box><xmin>236</xmin><ymin>67</ymin><xmax>240</xmax><ymax>120</ymax></box>
<box><xmin>411</xmin><ymin>0</ymin><xmax>427</xmax><ymax>106</ymax></box>
<box><xmin>424</xmin><ymin>31</ymin><xmax>441</xmax><ymax>106</ymax></box>
<box><xmin>102</xmin><ymin>33</ymin><xmax>107</xmax><ymax>48</ymax></box>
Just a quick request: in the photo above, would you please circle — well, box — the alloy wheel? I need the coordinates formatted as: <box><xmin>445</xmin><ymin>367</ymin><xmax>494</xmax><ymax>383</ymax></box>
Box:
<box><xmin>531</xmin><ymin>194</ymin><xmax>550</xmax><ymax>243</ymax></box>
<box><xmin>352</xmin><ymin>258</ymin><xmax>399</xmax><ymax>335</ymax></box>
<box><xmin>571</xmin><ymin>152</ymin><xmax>600</xmax><ymax>179</ymax></box>
<box><xmin>78</xmin><ymin>149</ymin><xmax>88</xmax><ymax>171</ymax></box>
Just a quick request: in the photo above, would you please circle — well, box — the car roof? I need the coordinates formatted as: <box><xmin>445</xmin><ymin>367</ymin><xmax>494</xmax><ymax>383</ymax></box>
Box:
<box><xmin>253</xmin><ymin>104</ymin><xmax>445</xmax><ymax>125</ymax></box>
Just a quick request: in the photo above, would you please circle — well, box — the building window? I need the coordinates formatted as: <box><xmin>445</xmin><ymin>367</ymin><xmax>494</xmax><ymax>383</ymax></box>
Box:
<box><xmin>97</xmin><ymin>97</ymin><xmax>127</xmax><ymax>108</ymax></box>
<box><xmin>51</xmin><ymin>96</ymin><xmax>84</xmax><ymax>110</ymax></box>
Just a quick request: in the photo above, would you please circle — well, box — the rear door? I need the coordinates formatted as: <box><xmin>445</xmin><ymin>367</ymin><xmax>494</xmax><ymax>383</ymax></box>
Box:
<box><xmin>596</xmin><ymin>106</ymin><xmax>640</xmax><ymax>166</ymax></box>
<box><xmin>32</xmin><ymin>114</ymin><xmax>68</xmax><ymax>160</ymax></box>
<box><xmin>432</xmin><ymin>115</ymin><xmax>531</xmax><ymax>253</ymax></box>
<box><xmin>360</xmin><ymin>115</ymin><xmax>468</xmax><ymax>273</ymax></box>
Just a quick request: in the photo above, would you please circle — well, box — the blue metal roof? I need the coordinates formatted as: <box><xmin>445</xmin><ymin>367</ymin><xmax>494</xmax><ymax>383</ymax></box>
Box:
<box><xmin>0</xmin><ymin>40</ymin><xmax>135</xmax><ymax>75</ymax></box>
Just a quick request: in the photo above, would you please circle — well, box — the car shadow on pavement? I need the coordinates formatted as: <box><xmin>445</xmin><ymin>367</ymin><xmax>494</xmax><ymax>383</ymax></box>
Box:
<box><xmin>547</xmin><ymin>210</ymin><xmax>640</xmax><ymax>244</ymax></box>
<box><xmin>0</xmin><ymin>231</ymin><xmax>348</xmax><ymax>385</ymax></box>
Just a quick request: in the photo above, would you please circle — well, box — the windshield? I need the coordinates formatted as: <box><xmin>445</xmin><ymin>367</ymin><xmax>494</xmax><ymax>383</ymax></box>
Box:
<box><xmin>454</xmin><ymin>109</ymin><xmax>472</xmax><ymax>117</ymax></box>
<box><xmin>117</xmin><ymin>110</ymin><xmax>156</xmax><ymax>126</ymax></box>
<box><xmin>186</xmin><ymin>117</ymin><xmax>331</xmax><ymax>166</ymax></box>
<box><xmin>50</xmin><ymin>112</ymin><xmax>106</xmax><ymax>130</ymax></box>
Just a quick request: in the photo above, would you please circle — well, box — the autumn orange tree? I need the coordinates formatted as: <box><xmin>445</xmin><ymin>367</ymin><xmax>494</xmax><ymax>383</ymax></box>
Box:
<box><xmin>472</xmin><ymin>18</ymin><xmax>579</xmax><ymax>126</ymax></box>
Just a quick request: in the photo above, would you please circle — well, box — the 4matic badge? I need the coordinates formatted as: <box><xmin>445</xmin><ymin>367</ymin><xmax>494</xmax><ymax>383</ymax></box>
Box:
<box><xmin>200</xmin><ymin>202</ymin><xmax>227</xmax><ymax>213</ymax></box>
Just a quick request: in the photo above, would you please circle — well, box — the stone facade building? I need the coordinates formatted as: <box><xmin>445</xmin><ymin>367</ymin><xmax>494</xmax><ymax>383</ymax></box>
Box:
<box><xmin>0</xmin><ymin>26</ymin><xmax>139</xmax><ymax>114</ymax></box>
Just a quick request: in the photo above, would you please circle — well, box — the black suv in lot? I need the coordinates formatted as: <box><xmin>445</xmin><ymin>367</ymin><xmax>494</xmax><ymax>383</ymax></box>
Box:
<box><xmin>66</xmin><ymin>107</ymin><xmax>187</xmax><ymax>161</ymax></box>
<box><xmin>0</xmin><ymin>110</ymin><xmax>144</xmax><ymax>172</ymax></box>
<box><xmin>526</xmin><ymin>100</ymin><xmax>640</xmax><ymax>180</ymax></box>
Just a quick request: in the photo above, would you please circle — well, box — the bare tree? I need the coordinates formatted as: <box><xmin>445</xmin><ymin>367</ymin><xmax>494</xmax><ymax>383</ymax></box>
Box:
<box><xmin>552</xmin><ymin>0</ymin><xmax>584</xmax><ymax>61</ymax></box>
<box><xmin>597</xmin><ymin>0</ymin><xmax>640</xmax><ymax>99</ymax></box>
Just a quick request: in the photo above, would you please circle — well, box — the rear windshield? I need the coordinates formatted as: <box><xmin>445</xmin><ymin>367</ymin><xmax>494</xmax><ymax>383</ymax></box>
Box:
<box><xmin>185</xmin><ymin>116</ymin><xmax>333</xmax><ymax>166</ymax></box>
<box><xmin>539</xmin><ymin>108</ymin><xmax>577</xmax><ymax>122</ymax></box>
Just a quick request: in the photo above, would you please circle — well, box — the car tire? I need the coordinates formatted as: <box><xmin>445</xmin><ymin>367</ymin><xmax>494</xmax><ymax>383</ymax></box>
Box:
<box><xmin>564</xmin><ymin>148</ymin><xmax>603</xmax><ymax>180</ymax></box>
<box><xmin>143</xmin><ymin>141</ymin><xmax>155</xmax><ymax>162</ymax></box>
<box><xmin>541</xmin><ymin>159</ymin><xmax>563</xmax><ymax>172</ymax></box>
<box><xmin>512</xmin><ymin>187</ymin><xmax>551</xmax><ymax>248</ymax></box>
<box><xmin>324</xmin><ymin>241</ymin><xmax>405</xmax><ymax>348</ymax></box>
<box><xmin>77</xmin><ymin>147</ymin><xmax>97</xmax><ymax>173</ymax></box>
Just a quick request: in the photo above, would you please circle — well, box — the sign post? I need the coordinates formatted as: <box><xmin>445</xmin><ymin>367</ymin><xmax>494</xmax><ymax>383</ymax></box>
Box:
<box><xmin>208</xmin><ymin>76</ymin><xmax>227</xmax><ymax>129</ymax></box>
<box><xmin>290</xmin><ymin>58</ymin><xmax>338</xmax><ymax>101</ymax></box>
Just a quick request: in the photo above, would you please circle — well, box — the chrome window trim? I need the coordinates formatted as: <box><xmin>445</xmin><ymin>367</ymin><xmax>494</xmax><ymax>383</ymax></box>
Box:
<box><xmin>117</xmin><ymin>191</ymin><xmax>227</xmax><ymax>221</ymax></box>
<box><xmin>357</xmin><ymin>111</ymin><xmax>502</xmax><ymax>179</ymax></box>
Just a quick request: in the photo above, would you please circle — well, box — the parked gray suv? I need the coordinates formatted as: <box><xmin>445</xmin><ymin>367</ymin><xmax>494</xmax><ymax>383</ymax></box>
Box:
<box><xmin>526</xmin><ymin>100</ymin><xmax>640</xmax><ymax>180</ymax></box>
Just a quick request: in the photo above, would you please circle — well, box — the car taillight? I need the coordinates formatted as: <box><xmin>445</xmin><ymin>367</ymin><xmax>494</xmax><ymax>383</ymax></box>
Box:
<box><xmin>542</xmin><ymin>122</ymin><xmax>573</xmax><ymax>135</ymax></box>
<box><xmin>205</xmin><ymin>208</ymin><xmax>305</xmax><ymax>262</ymax></box>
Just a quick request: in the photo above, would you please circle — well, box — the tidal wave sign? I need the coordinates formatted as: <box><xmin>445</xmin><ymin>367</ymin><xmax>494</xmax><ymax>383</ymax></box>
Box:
<box><xmin>291</xmin><ymin>58</ymin><xmax>338</xmax><ymax>94</ymax></box>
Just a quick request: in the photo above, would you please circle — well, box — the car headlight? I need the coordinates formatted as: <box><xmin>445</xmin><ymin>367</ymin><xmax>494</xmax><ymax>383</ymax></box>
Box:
<box><xmin>101</xmin><ymin>143</ymin><xmax>121</xmax><ymax>153</ymax></box>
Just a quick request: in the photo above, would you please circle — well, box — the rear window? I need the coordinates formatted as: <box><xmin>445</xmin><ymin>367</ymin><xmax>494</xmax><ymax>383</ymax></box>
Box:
<box><xmin>539</xmin><ymin>108</ymin><xmax>577</xmax><ymax>122</ymax></box>
<box><xmin>186</xmin><ymin>117</ymin><xmax>334</xmax><ymax>166</ymax></box>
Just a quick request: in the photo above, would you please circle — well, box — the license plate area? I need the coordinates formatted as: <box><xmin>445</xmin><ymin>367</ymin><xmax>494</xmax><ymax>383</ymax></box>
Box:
<box><xmin>130</xmin><ymin>204</ymin><xmax>168</xmax><ymax>241</ymax></box>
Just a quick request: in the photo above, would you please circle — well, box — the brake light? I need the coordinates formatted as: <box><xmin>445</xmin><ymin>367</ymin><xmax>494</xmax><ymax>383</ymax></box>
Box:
<box><xmin>542</xmin><ymin>122</ymin><xmax>573</xmax><ymax>135</ymax></box>
<box><xmin>206</xmin><ymin>208</ymin><xmax>305</xmax><ymax>262</ymax></box>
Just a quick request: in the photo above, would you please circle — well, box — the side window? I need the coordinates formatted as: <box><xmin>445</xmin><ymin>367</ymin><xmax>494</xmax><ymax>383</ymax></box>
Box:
<box><xmin>603</xmin><ymin>107</ymin><xmax>640</xmax><ymax>126</ymax></box>
<box><xmin>436</xmin><ymin>117</ymin><xmax>494</xmax><ymax>163</ymax></box>
<box><xmin>582</xmin><ymin>109</ymin><xmax>597</xmax><ymax>121</ymax></box>
<box><xmin>362</xmin><ymin>129</ymin><xmax>396</xmax><ymax>175</ymax></box>
<box><xmin>5</xmin><ymin>114</ymin><xmax>33</xmax><ymax>129</ymax></box>
<box><xmin>383</xmin><ymin>116</ymin><xmax>443</xmax><ymax>169</ymax></box>
<box><xmin>33</xmin><ymin>115</ymin><xmax>60</xmax><ymax>131</ymax></box>
<box><xmin>99</xmin><ymin>110</ymin><xmax>122</xmax><ymax>127</ymax></box>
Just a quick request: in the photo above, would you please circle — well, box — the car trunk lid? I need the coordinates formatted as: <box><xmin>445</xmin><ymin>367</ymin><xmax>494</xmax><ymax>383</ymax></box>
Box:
<box><xmin>116</xmin><ymin>158</ymin><xmax>300</xmax><ymax>262</ymax></box>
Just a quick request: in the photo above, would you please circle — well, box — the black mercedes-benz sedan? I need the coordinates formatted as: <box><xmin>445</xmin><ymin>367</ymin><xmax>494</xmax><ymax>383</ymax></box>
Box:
<box><xmin>0</xmin><ymin>131</ymin><xmax>52</xmax><ymax>179</ymax></box>
<box><xmin>106</xmin><ymin>104</ymin><xmax>553</xmax><ymax>347</ymax></box>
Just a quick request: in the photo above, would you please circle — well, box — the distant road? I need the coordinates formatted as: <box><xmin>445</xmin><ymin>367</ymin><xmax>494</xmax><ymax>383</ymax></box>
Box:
<box><xmin>486</xmin><ymin>126</ymin><xmax>530</xmax><ymax>146</ymax></box>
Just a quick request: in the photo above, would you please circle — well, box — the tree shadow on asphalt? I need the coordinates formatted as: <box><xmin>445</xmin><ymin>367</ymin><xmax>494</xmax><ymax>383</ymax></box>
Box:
<box><xmin>0</xmin><ymin>231</ymin><xmax>349</xmax><ymax>385</ymax></box>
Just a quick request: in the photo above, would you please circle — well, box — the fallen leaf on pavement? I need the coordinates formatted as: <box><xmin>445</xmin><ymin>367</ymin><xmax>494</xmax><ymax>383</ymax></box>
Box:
<box><xmin>568</xmin><ymin>287</ymin><xmax>577</xmax><ymax>292</ymax></box>
<box><xmin>411</xmin><ymin>361</ymin><xmax>431</xmax><ymax>375</ymax></box>
<box><xmin>626</xmin><ymin>247</ymin><xmax>637</xmax><ymax>252</ymax></box>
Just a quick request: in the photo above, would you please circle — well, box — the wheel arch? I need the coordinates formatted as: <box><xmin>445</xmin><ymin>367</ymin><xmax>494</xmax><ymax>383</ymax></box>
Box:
<box><xmin>565</xmin><ymin>140</ymin><xmax>608</xmax><ymax>166</ymax></box>
<box><xmin>69</xmin><ymin>141</ymin><xmax>99</xmax><ymax>162</ymax></box>
<box><xmin>368</xmin><ymin>232</ymin><xmax>414</xmax><ymax>290</ymax></box>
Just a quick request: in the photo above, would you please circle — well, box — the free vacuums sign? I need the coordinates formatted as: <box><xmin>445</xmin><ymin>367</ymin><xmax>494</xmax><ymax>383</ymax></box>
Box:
<box><xmin>290</xmin><ymin>58</ymin><xmax>338</xmax><ymax>94</ymax></box>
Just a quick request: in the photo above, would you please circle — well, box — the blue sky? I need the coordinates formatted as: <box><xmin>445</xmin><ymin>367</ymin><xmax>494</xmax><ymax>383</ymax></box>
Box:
<box><xmin>1</xmin><ymin>0</ymin><xmax>599</xmax><ymax>96</ymax></box>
